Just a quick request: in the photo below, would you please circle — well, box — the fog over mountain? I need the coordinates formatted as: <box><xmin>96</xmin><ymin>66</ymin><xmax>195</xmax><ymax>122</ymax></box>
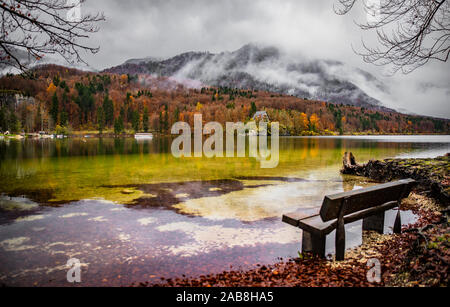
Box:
<box><xmin>105</xmin><ymin>43</ymin><xmax>393</xmax><ymax>111</ymax></box>
<box><xmin>0</xmin><ymin>48</ymin><xmax>95</xmax><ymax>76</ymax></box>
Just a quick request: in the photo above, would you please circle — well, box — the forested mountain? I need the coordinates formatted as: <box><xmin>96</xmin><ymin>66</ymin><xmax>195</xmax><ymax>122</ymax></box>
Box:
<box><xmin>105</xmin><ymin>44</ymin><xmax>392</xmax><ymax>111</ymax></box>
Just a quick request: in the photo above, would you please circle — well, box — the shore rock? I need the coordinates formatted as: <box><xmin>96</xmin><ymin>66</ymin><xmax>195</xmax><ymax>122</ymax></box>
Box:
<box><xmin>341</xmin><ymin>153</ymin><xmax>450</xmax><ymax>205</ymax></box>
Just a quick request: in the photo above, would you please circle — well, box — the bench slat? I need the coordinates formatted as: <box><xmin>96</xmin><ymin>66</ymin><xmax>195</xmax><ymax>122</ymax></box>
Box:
<box><xmin>297</xmin><ymin>214</ymin><xmax>335</xmax><ymax>235</ymax></box>
<box><xmin>285</xmin><ymin>200</ymin><xmax>399</xmax><ymax>235</ymax></box>
<box><xmin>282</xmin><ymin>213</ymin><xmax>304</xmax><ymax>227</ymax></box>
<box><xmin>320</xmin><ymin>179</ymin><xmax>415</xmax><ymax>222</ymax></box>
<box><xmin>281</xmin><ymin>209</ymin><xmax>320</xmax><ymax>227</ymax></box>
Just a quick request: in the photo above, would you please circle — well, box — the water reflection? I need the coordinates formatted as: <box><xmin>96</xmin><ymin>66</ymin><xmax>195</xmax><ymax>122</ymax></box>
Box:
<box><xmin>0</xmin><ymin>197</ymin><xmax>304</xmax><ymax>286</ymax></box>
<box><xmin>1</xmin><ymin>135</ymin><xmax>449</xmax><ymax>160</ymax></box>
<box><xmin>0</xmin><ymin>136</ymin><xmax>447</xmax><ymax>286</ymax></box>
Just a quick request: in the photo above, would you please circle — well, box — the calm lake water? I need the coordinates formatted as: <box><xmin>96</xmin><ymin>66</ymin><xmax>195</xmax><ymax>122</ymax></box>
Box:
<box><xmin>0</xmin><ymin>135</ymin><xmax>449</xmax><ymax>286</ymax></box>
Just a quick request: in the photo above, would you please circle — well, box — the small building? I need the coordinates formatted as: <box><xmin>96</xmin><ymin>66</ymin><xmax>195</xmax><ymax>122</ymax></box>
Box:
<box><xmin>252</xmin><ymin>111</ymin><xmax>270</xmax><ymax>122</ymax></box>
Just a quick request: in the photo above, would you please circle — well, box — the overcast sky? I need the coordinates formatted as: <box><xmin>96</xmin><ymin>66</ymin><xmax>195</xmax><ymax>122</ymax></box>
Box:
<box><xmin>80</xmin><ymin>0</ymin><xmax>449</xmax><ymax>119</ymax></box>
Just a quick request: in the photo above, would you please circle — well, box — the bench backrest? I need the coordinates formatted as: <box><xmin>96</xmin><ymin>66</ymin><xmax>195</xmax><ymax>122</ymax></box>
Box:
<box><xmin>319</xmin><ymin>179</ymin><xmax>415</xmax><ymax>222</ymax></box>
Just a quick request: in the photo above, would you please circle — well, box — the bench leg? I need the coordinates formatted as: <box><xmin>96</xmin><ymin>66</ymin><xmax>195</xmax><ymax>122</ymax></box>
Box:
<box><xmin>335</xmin><ymin>218</ymin><xmax>346</xmax><ymax>261</ymax></box>
<box><xmin>362</xmin><ymin>212</ymin><xmax>385</xmax><ymax>234</ymax></box>
<box><xmin>302</xmin><ymin>231</ymin><xmax>326</xmax><ymax>258</ymax></box>
<box><xmin>393</xmin><ymin>209</ymin><xmax>402</xmax><ymax>234</ymax></box>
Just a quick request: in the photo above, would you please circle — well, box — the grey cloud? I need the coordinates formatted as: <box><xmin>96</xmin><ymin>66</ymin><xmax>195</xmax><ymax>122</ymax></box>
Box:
<box><xmin>77</xmin><ymin>0</ymin><xmax>449</xmax><ymax>118</ymax></box>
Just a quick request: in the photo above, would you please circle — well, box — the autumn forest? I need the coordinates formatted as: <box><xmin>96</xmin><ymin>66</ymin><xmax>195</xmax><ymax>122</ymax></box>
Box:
<box><xmin>0</xmin><ymin>65</ymin><xmax>449</xmax><ymax>136</ymax></box>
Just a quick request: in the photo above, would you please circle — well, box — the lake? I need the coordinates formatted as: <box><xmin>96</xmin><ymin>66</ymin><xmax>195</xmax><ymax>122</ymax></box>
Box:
<box><xmin>0</xmin><ymin>135</ymin><xmax>449</xmax><ymax>286</ymax></box>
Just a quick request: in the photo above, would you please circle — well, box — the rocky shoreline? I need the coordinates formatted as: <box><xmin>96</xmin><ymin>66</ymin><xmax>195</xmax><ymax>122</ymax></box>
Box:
<box><xmin>342</xmin><ymin>152</ymin><xmax>449</xmax><ymax>205</ymax></box>
<box><xmin>138</xmin><ymin>154</ymin><xmax>449</xmax><ymax>287</ymax></box>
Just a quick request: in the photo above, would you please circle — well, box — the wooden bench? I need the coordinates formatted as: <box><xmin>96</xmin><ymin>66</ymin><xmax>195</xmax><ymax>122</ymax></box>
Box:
<box><xmin>282</xmin><ymin>178</ymin><xmax>416</xmax><ymax>260</ymax></box>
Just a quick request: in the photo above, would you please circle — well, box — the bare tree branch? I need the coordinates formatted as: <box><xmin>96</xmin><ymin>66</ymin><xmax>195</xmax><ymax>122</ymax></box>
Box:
<box><xmin>0</xmin><ymin>0</ymin><xmax>104</xmax><ymax>74</ymax></box>
<box><xmin>335</xmin><ymin>0</ymin><xmax>449</xmax><ymax>74</ymax></box>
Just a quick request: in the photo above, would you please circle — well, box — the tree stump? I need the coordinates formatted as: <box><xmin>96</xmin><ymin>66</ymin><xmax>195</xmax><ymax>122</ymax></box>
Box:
<box><xmin>341</xmin><ymin>152</ymin><xmax>364</xmax><ymax>175</ymax></box>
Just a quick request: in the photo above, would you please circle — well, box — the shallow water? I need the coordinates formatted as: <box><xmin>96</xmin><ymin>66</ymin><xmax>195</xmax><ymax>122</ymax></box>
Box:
<box><xmin>0</xmin><ymin>135</ymin><xmax>448</xmax><ymax>286</ymax></box>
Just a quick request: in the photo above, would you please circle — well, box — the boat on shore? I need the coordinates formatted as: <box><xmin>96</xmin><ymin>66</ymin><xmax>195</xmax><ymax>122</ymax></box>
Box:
<box><xmin>134</xmin><ymin>133</ymin><xmax>154</xmax><ymax>140</ymax></box>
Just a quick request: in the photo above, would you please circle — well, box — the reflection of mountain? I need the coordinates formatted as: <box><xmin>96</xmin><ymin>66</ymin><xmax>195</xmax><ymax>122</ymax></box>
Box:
<box><xmin>105</xmin><ymin>43</ymin><xmax>392</xmax><ymax>111</ymax></box>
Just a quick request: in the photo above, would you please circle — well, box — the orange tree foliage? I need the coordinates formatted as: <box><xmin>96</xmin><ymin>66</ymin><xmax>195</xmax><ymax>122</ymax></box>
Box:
<box><xmin>46</xmin><ymin>82</ymin><xmax>57</xmax><ymax>95</ymax></box>
<box><xmin>309</xmin><ymin>113</ymin><xmax>319</xmax><ymax>132</ymax></box>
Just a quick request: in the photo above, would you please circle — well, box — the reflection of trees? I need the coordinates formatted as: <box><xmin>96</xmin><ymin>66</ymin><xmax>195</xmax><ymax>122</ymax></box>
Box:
<box><xmin>308</xmin><ymin>138</ymin><xmax>319</xmax><ymax>158</ymax></box>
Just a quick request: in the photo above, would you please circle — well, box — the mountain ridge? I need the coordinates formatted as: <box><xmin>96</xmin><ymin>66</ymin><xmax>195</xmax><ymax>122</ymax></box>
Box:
<box><xmin>104</xmin><ymin>43</ymin><xmax>394</xmax><ymax>112</ymax></box>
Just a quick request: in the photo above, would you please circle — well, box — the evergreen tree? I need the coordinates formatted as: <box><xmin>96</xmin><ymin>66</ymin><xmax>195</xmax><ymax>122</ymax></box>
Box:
<box><xmin>174</xmin><ymin>106</ymin><xmax>180</xmax><ymax>123</ymax></box>
<box><xmin>50</xmin><ymin>93</ymin><xmax>59</xmax><ymax>125</ymax></box>
<box><xmin>143</xmin><ymin>107</ymin><xmax>149</xmax><ymax>132</ymax></box>
<box><xmin>250</xmin><ymin>101</ymin><xmax>257</xmax><ymax>117</ymax></box>
<box><xmin>53</xmin><ymin>75</ymin><xmax>60</xmax><ymax>87</ymax></box>
<box><xmin>62</xmin><ymin>91</ymin><xmax>68</xmax><ymax>105</ymax></box>
<box><xmin>9</xmin><ymin>112</ymin><xmax>20</xmax><ymax>133</ymax></box>
<box><xmin>0</xmin><ymin>107</ymin><xmax>6</xmax><ymax>132</ymax></box>
<box><xmin>103</xmin><ymin>95</ymin><xmax>114</xmax><ymax>126</ymax></box>
<box><xmin>334</xmin><ymin>109</ymin><xmax>343</xmax><ymax>134</ymax></box>
<box><xmin>75</xmin><ymin>83</ymin><xmax>95</xmax><ymax>124</ymax></box>
<box><xmin>159</xmin><ymin>111</ymin><xmax>163</xmax><ymax>133</ymax></box>
<box><xmin>132</xmin><ymin>110</ymin><xmax>140</xmax><ymax>132</ymax></box>
<box><xmin>114</xmin><ymin>116</ymin><xmax>124</xmax><ymax>135</ymax></box>
<box><xmin>97</xmin><ymin>107</ymin><xmax>105</xmax><ymax>134</ymax></box>
<box><xmin>60</xmin><ymin>111</ymin><xmax>68</xmax><ymax>126</ymax></box>
<box><xmin>126</xmin><ymin>107</ymin><xmax>133</xmax><ymax>125</ymax></box>
<box><xmin>125</xmin><ymin>92</ymin><xmax>132</xmax><ymax>104</ymax></box>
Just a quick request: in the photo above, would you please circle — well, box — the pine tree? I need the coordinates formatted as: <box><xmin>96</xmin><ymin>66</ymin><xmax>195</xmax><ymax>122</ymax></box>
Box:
<box><xmin>132</xmin><ymin>110</ymin><xmax>140</xmax><ymax>132</ymax></box>
<box><xmin>143</xmin><ymin>107</ymin><xmax>149</xmax><ymax>132</ymax></box>
<box><xmin>114</xmin><ymin>116</ymin><xmax>124</xmax><ymax>135</ymax></box>
<box><xmin>50</xmin><ymin>93</ymin><xmax>59</xmax><ymax>125</ymax></box>
<box><xmin>0</xmin><ymin>107</ymin><xmax>6</xmax><ymax>132</ymax></box>
<box><xmin>103</xmin><ymin>95</ymin><xmax>114</xmax><ymax>126</ymax></box>
<box><xmin>97</xmin><ymin>107</ymin><xmax>105</xmax><ymax>134</ymax></box>
<box><xmin>9</xmin><ymin>112</ymin><xmax>20</xmax><ymax>133</ymax></box>
<box><xmin>126</xmin><ymin>107</ymin><xmax>133</xmax><ymax>125</ymax></box>
<box><xmin>250</xmin><ymin>101</ymin><xmax>257</xmax><ymax>117</ymax></box>
<box><xmin>174</xmin><ymin>106</ymin><xmax>180</xmax><ymax>123</ymax></box>
<box><xmin>52</xmin><ymin>75</ymin><xmax>60</xmax><ymax>87</ymax></box>
<box><xmin>125</xmin><ymin>92</ymin><xmax>131</xmax><ymax>104</ymax></box>
<box><xmin>60</xmin><ymin>111</ymin><xmax>68</xmax><ymax>126</ymax></box>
